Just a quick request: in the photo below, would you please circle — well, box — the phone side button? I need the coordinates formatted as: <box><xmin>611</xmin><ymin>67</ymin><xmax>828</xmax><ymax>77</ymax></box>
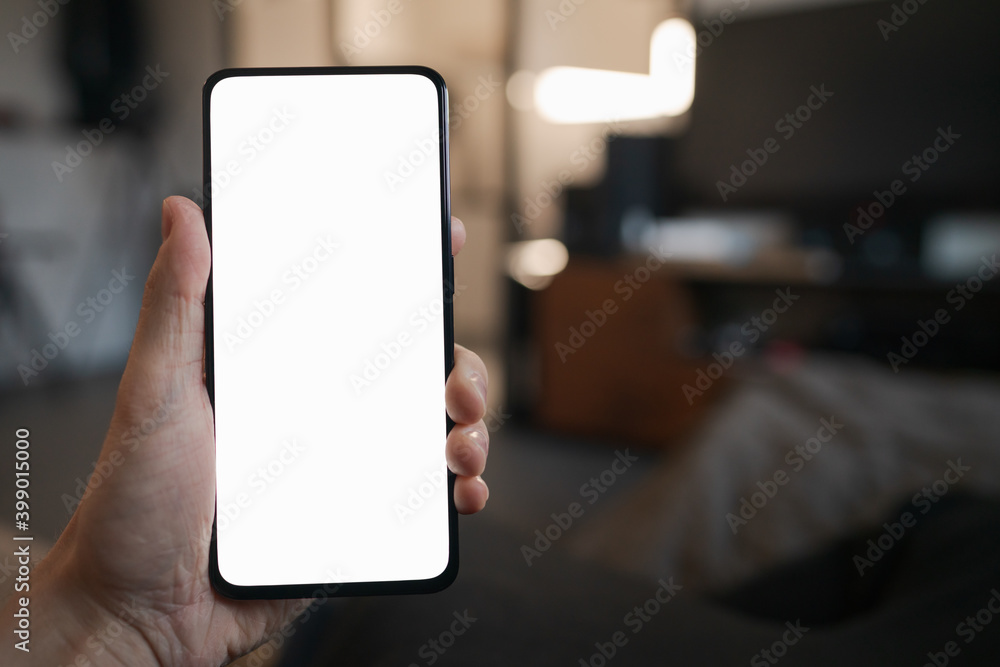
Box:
<box><xmin>447</xmin><ymin>256</ymin><xmax>455</xmax><ymax>295</ymax></box>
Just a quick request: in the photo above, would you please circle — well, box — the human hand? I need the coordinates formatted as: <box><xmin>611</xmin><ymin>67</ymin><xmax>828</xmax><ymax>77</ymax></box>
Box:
<box><xmin>5</xmin><ymin>196</ymin><xmax>490</xmax><ymax>666</ymax></box>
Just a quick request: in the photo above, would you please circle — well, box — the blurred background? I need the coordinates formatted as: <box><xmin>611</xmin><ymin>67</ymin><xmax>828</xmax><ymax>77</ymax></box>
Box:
<box><xmin>2</xmin><ymin>0</ymin><xmax>999</xmax><ymax>664</ymax></box>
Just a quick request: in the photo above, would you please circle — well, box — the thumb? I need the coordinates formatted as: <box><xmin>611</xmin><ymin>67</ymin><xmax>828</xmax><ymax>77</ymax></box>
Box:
<box><xmin>117</xmin><ymin>196</ymin><xmax>211</xmax><ymax>416</ymax></box>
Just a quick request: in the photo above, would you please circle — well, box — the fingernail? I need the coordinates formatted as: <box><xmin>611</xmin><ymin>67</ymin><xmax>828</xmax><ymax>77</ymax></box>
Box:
<box><xmin>161</xmin><ymin>198</ymin><xmax>175</xmax><ymax>240</ymax></box>
<box><xmin>467</xmin><ymin>428</ymin><xmax>489</xmax><ymax>456</ymax></box>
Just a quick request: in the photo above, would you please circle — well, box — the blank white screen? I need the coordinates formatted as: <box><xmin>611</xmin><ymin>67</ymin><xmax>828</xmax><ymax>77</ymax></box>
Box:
<box><xmin>210</xmin><ymin>72</ymin><xmax>449</xmax><ymax>588</ymax></box>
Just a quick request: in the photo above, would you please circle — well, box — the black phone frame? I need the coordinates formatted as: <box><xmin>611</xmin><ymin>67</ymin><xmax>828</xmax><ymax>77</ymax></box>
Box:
<box><xmin>203</xmin><ymin>66</ymin><xmax>457</xmax><ymax>600</ymax></box>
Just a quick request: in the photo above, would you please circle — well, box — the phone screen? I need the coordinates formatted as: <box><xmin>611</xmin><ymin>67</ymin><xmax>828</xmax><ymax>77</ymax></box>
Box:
<box><xmin>204</xmin><ymin>67</ymin><xmax>455</xmax><ymax>598</ymax></box>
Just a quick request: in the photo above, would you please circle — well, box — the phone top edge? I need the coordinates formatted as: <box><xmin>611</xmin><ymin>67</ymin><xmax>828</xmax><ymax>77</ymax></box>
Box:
<box><xmin>203</xmin><ymin>65</ymin><xmax>447</xmax><ymax>96</ymax></box>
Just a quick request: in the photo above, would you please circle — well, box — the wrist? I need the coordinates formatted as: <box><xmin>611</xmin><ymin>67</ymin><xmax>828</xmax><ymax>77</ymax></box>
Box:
<box><xmin>5</xmin><ymin>545</ymin><xmax>163</xmax><ymax>667</ymax></box>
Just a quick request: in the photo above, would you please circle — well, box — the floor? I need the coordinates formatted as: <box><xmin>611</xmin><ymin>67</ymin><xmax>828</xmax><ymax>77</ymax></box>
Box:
<box><xmin>0</xmin><ymin>371</ymin><xmax>661</xmax><ymax>664</ymax></box>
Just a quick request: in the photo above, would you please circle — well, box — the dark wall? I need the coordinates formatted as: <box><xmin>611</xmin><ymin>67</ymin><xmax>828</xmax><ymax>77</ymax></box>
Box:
<box><xmin>676</xmin><ymin>0</ymin><xmax>1000</xmax><ymax>209</ymax></box>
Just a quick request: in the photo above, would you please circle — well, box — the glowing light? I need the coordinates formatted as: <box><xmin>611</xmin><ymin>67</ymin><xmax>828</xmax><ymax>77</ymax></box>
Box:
<box><xmin>531</xmin><ymin>18</ymin><xmax>695</xmax><ymax>124</ymax></box>
<box><xmin>506</xmin><ymin>239</ymin><xmax>570</xmax><ymax>290</ymax></box>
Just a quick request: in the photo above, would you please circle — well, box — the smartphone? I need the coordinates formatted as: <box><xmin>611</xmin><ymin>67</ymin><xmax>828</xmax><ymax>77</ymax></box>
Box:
<box><xmin>203</xmin><ymin>66</ymin><xmax>456</xmax><ymax>599</ymax></box>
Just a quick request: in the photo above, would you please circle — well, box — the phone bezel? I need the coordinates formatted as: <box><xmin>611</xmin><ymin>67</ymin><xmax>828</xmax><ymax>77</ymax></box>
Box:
<box><xmin>202</xmin><ymin>66</ymin><xmax>457</xmax><ymax>600</ymax></box>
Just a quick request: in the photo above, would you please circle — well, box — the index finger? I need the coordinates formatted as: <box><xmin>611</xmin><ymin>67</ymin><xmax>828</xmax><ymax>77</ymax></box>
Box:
<box><xmin>451</xmin><ymin>216</ymin><xmax>466</xmax><ymax>256</ymax></box>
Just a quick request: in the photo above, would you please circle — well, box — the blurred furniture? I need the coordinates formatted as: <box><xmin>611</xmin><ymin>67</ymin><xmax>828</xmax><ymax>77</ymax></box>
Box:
<box><xmin>531</xmin><ymin>258</ymin><xmax>711</xmax><ymax>447</ymax></box>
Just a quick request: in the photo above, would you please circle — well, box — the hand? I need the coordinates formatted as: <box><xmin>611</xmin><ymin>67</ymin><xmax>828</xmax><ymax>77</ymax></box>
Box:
<box><xmin>5</xmin><ymin>196</ymin><xmax>491</xmax><ymax>666</ymax></box>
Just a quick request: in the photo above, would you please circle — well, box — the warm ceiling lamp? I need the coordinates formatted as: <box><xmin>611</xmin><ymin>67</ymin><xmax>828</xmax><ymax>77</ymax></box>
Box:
<box><xmin>527</xmin><ymin>17</ymin><xmax>696</xmax><ymax>124</ymax></box>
